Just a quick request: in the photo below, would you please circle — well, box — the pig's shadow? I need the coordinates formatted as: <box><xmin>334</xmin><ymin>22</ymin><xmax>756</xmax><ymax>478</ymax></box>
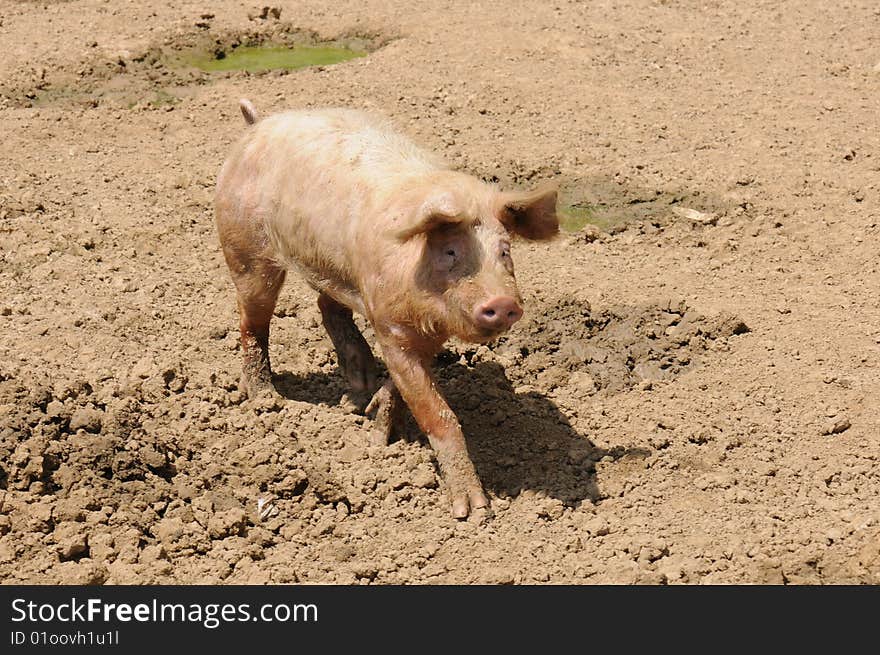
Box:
<box><xmin>273</xmin><ymin>370</ymin><xmax>353</xmax><ymax>408</ymax></box>
<box><xmin>274</xmin><ymin>359</ymin><xmax>643</xmax><ymax>508</ymax></box>
<box><xmin>436</xmin><ymin>359</ymin><xmax>635</xmax><ymax>507</ymax></box>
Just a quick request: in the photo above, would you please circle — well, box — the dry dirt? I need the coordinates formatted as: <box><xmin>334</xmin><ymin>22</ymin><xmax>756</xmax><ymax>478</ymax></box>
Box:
<box><xmin>1</xmin><ymin>0</ymin><xmax>879</xmax><ymax>585</ymax></box>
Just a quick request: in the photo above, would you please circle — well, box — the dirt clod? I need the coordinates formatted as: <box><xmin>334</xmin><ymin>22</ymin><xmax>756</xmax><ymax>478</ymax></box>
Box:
<box><xmin>69</xmin><ymin>407</ymin><xmax>103</xmax><ymax>433</ymax></box>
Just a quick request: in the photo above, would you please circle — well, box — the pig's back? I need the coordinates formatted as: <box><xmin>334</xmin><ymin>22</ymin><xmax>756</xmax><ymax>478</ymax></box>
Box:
<box><xmin>218</xmin><ymin>109</ymin><xmax>444</xmax><ymax>306</ymax></box>
<box><xmin>251</xmin><ymin>108</ymin><xmax>444</xmax><ymax>197</ymax></box>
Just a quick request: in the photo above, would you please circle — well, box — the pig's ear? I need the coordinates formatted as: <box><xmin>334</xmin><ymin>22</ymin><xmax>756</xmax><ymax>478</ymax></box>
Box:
<box><xmin>394</xmin><ymin>191</ymin><xmax>469</xmax><ymax>241</ymax></box>
<box><xmin>496</xmin><ymin>184</ymin><xmax>559</xmax><ymax>240</ymax></box>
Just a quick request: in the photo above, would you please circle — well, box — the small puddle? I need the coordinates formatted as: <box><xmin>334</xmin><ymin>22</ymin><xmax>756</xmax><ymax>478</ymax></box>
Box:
<box><xmin>559</xmin><ymin>204</ymin><xmax>625</xmax><ymax>233</ymax></box>
<box><xmin>179</xmin><ymin>44</ymin><xmax>366</xmax><ymax>72</ymax></box>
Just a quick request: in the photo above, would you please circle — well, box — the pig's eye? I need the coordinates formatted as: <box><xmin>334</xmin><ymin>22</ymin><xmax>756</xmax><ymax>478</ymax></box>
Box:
<box><xmin>499</xmin><ymin>242</ymin><xmax>514</xmax><ymax>273</ymax></box>
<box><xmin>436</xmin><ymin>246</ymin><xmax>458</xmax><ymax>272</ymax></box>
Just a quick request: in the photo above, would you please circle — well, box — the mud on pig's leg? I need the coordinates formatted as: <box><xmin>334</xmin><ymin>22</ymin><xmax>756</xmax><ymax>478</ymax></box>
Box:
<box><xmin>229</xmin><ymin>259</ymin><xmax>286</xmax><ymax>397</ymax></box>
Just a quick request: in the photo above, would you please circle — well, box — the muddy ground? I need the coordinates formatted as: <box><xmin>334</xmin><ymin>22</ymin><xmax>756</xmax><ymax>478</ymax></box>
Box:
<box><xmin>1</xmin><ymin>1</ymin><xmax>879</xmax><ymax>584</ymax></box>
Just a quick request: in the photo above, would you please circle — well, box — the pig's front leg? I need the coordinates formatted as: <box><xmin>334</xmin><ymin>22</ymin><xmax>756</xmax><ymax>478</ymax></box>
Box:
<box><xmin>318</xmin><ymin>293</ymin><xmax>378</xmax><ymax>393</ymax></box>
<box><xmin>377</xmin><ymin>333</ymin><xmax>489</xmax><ymax>518</ymax></box>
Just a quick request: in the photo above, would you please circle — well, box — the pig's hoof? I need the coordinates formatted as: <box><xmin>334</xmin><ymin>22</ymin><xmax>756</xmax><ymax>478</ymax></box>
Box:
<box><xmin>368</xmin><ymin>429</ymin><xmax>390</xmax><ymax>447</ymax></box>
<box><xmin>435</xmin><ymin>449</ymin><xmax>489</xmax><ymax>519</ymax></box>
<box><xmin>240</xmin><ymin>372</ymin><xmax>276</xmax><ymax>399</ymax></box>
<box><xmin>451</xmin><ymin>488</ymin><xmax>490</xmax><ymax>520</ymax></box>
<box><xmin>365</xmin><ymin>381</ymin><xmax>403</xmax><ymax>446</ymax></box>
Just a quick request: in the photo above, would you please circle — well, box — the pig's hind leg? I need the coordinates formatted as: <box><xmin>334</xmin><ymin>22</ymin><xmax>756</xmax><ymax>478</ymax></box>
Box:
<box><xmin>318</xmin><ymin>293</ymin><xmax>378</xmax><ymax>393</ymax></box>
<box><xmin>318</xmin><ymin>294</ymin><xmax>403</xmax><ymax>444</ymax></box>
<box><xmin>220</xmin><ymin>238</ymin><xmax>286</xmax><ymax>397</ymax></box>
<box><xmin>364</xmin><ymin>379</ymin><xmax>405</xmax><ymax>446</ymax></box>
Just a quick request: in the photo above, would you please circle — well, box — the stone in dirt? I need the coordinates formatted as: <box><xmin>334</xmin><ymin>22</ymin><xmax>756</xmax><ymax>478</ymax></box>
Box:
<box><xmin>672</xmin><ymin>206</ymin><xmax>718</xmax><ymax>225</ymax></box>
<box><xmin>822</xmin><ymin>417</ymin><xmax>851</xmax><ymax>436</ymax></box>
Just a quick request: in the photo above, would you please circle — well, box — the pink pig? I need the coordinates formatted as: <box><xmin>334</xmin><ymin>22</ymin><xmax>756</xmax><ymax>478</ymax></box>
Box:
<box><xmin>215</xmin><ymin>99</ymin><xmax>558</xmax><ymax>518</ymax></box>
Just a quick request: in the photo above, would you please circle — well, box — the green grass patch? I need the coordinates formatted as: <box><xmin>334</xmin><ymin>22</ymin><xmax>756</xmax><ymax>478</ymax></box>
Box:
<box><xmin>559</xmin><ymin>205</ymin><xmax>596</xmax><ymax>232</ymax></box>
<box><xmin>181</xmin><ymin>44</ymin><xmax>366</xmax><ymax>72</ymax></box>
<box><xmin>559</xmin><ymin>204</ymin><xmax>625</xmax><ymax>233</ymax></box>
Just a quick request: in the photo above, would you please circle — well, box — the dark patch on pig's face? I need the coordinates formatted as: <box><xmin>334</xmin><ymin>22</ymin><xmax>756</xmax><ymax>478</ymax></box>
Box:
<box><xmin>414</xmin><ymin>219</ymin><xmax>522</xmax><ymax>343</ymax></box>
<box><xmin>425</xmin><ymin>224</ymin><xmax>482</xmax><ymax>281</ymax></box>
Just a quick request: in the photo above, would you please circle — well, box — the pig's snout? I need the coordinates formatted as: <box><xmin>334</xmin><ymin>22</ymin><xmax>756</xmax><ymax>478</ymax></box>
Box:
<box><xmin>473</xmin><ymin>296</ymin><xmax>523</xmax><ymax>332</ymax></box>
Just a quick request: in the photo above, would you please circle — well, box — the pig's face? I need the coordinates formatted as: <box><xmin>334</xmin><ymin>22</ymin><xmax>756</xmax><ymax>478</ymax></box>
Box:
<box><xmin>395</xmin><ymin>177</ymin><xmax>559</xmax><ymax>344</ymax></box>
<box><xmin>421</xmin><ymin>219</ymin><xmax>523</xmax><ymax>343</ymax></box>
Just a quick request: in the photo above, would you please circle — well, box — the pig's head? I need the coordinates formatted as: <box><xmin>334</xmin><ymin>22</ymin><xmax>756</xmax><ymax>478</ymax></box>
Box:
<box><xmin>389</xmin><ymin>173</ymin><xmax>558</xmax><ymax>344</ymax></box>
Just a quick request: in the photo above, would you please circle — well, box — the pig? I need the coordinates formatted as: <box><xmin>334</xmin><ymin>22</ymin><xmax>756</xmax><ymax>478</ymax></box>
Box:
<box><xmin>215</xmin><ymin>99</ymin><xmax>558</xmax><ymax>518</ymax></box>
